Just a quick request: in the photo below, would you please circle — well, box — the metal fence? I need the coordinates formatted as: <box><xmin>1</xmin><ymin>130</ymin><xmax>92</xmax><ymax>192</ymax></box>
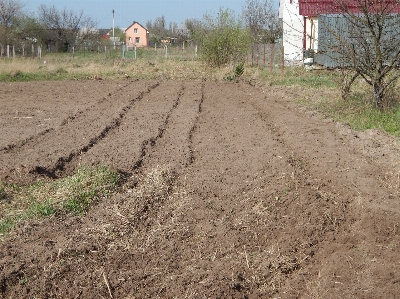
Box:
<box><xmin>316</xmin><ymin>14</ymin><xmax>400</xmax><ymax>68</ymax></box>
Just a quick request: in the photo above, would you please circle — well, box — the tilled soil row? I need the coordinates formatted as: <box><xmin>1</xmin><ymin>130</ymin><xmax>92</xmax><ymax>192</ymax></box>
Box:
<box><xmin>248</xmin><ymin>85</ymin><xmax>400</xmax><ymax>297</ymax></box>
<box><xmin>0</xmin><ymin>80</ymin><xmax>399</xmax><ymax>298</ymax></box>
<box><xmin>186</xmin><ymin>83</ymin><xmax>400</xmax><ymax>298</ymax></box>
<box><xmin>0</xmin><ymin>81</ymin><xmax>128</xmax><ymax>150</ymax></box>
<box><xmin>77</xmin><ymin>80</ymin><xmax>187</xmax><ymax>174</ymax></box>
<box><xmin>0</xmin><ymin>80</ymin><xmax>160</xmax><ymax>182</ymax></box>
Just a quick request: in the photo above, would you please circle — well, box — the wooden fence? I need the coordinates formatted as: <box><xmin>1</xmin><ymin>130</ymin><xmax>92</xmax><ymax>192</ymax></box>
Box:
<box><xmin>247</xmin><ymin>44</ymin><xmax>284</xmax><ymax>72</ymax></box>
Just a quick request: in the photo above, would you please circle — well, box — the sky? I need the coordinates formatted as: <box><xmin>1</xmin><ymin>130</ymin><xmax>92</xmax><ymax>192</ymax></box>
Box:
<box><xmin>24</xmin><ymin>0</ymin><xmax>279</xmax><ymax>29</ymax></box>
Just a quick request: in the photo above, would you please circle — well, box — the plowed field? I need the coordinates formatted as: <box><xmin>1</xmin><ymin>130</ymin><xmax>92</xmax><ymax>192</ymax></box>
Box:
<box><xmin>1</xmin><ymin>79</ymin><xmax>400</xmax><ymax>298</ymax></box>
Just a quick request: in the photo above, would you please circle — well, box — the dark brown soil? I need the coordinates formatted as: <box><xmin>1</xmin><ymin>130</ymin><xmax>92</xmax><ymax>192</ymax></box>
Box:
<box><xmin>1</xmin><ymin>79</ymin><xmax>400</xmax><ymax>298</ymax></box>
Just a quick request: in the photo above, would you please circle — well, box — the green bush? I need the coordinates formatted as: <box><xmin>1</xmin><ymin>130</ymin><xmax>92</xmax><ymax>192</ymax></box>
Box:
<box><xmin>224</xmin><ymin>63</ymin><xmax>245</xmax><ymax>81</ymax></box>
<box><xmin>194</xmin><ymin>8</ymin><xmax>251</xmax><ymax>67</ymax></box>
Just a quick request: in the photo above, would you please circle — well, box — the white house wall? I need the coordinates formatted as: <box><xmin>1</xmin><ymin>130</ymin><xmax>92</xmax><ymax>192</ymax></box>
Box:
<box><xmin>279</xmin><ymin>0</ymin><xmax>304</xmax><ymax>63</ymax></box>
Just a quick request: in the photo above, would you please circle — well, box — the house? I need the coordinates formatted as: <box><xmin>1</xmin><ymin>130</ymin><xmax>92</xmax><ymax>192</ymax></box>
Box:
<box><xmin>279</xmin><ymin>0</ymin><xmax>326</xmax><ymax>63</ymax></box>
<box><xmin>125</xmin><ymin>21</ymin><xmax>149</xmax><ymax>48</ymax></box>
<box><xmin>279</xmin><ymin>0</ymin><xmax>305</xmax><ymax>63</ymax></box>
<box><xmin>279</xmin><ymin>0</ymin><xmax>400</xmax><ymax>64</ymax></box>
<box><xmin>101</xmin><ymin>28</ymin><xmax>126</xmax><ymax>46</ymax></box>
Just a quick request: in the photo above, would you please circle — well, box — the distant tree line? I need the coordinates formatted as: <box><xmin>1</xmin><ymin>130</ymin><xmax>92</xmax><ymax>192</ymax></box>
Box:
<box><xmin>145</xmin><ymin>0</ymin><xmax>281</xmax><ymax>66</ymax></box>
<box><xmin>0</xmin><ymin>0</ymin><xmax>281</xmax><ymax>61</ymax></box>
<box><xmin>145</xmin><ymin>0</ymin><xmax>281</xmax><ymax>47</ymax></box>
<box><xmin>0</xmin><ymin>0</ymin><xmax>100</xmax><ymax>54</ymax></box>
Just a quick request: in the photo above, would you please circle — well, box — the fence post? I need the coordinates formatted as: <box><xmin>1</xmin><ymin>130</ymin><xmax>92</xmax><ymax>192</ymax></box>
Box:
<box><xmin>7</xmin><ymin>45</ymin><xmax>9</xmax><ymax>58</ymax></box>
<box><xmin>270</xmin><ymin>44</ymin><xmax>274</xmax><ymax>72</ymax></box>
<box><xmin>251</xmin><ymin>44</ymin><xmax>254</xmax><ymax>66</ymax></box>
<box><xmin>263</xmin><ymin>44</ymin><xmax>266</xmax><ymax>67</ymax></box>
<box><xmin>12</xmin><ymin>45</ymin><xmax>15</xmax><ymax>59</ymax></box>
<box><xmin>281</xmin><ymin>46</ymin><xmax>285</xmax><ymax>76</ymax></box>
<box><xmin>38</xmin><ymin>45</ymin><xmax>42</xmax><ymax>59</ymax></box>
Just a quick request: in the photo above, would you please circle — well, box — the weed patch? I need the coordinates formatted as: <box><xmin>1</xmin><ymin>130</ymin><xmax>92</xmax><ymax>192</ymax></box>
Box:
<box><xmin>271</xmin><ymin>69</ymin><xmax>338</xmax><ymax>89</ymax></box>
<box><xmin>318</xmin><ymin>92</ymin><xmax>400</xmax><ymax>137</ymax></box>
<box><xmin>0</xmin><ymin>166</ymin><xmax>120</xmax><ymax>235</ymax></box>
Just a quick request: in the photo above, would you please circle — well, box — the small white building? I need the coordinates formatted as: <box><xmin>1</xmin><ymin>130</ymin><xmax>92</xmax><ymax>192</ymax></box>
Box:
<box><xmin>279</xmin><ymin>0</ymin><xmax>303</xmax><ymax>63</ymax></box>
<box><xmin>279</xmin><ymin>0</ymin><xmax>400</xmax><ymax>65</ymax></box>
<box><xmin>278</xmin><ymin>0</ymin><xmax>319</xmax><ymax>64</ymax></box>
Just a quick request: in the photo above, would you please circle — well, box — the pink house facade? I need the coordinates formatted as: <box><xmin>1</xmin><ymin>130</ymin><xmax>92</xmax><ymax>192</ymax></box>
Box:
<box><xmin>125</xmin><ymin>21</ymin><xmax>149</xmax><ymax>48</ymax></box>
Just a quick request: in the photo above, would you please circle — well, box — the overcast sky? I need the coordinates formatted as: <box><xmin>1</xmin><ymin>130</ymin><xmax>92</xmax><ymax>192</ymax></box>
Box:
<box><xmin>24</xmin><ymin>0</ymin><xmax>279</xmax><ymax>29</ymax></box>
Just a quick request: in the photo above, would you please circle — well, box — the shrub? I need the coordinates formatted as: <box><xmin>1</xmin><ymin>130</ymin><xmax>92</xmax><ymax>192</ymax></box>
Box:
<box><xmin>194</xmin><ymin>8</ymin><xmax>251</xmax><ymax>67</ymax></box>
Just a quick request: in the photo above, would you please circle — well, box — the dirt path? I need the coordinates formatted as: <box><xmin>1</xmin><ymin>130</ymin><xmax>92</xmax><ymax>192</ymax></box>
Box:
<box><xmin>0</xmin><ymin>80</ymin><xmax>399</xmax><ymax>298</ymax></box>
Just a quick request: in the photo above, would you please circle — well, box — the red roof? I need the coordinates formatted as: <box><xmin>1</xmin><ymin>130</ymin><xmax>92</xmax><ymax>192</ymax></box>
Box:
<box><xmin>299</xmin><ymin>0</ymin><xmax>400</xmax><ymax>16</ymax></box>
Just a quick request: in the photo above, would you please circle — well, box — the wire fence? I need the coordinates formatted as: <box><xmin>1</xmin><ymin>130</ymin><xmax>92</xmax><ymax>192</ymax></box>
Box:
<box><xmin>0</xmin><ymin>43</ymin><xmax>199</xmax><ymax>60</ymax></box>
<box><xmin>123</xmin><ymin>43</ymin><xmax>198</xmax><ymax>60</ymax></box>
<box><xmin>0</xmin><ymin>44</ymin><xmax>43</xmax><ymax>58</ymax></box>
<box><xmin>1</xmin><ymin>42</ymin><xmax>286</xmax><ymax>74</ymax></box>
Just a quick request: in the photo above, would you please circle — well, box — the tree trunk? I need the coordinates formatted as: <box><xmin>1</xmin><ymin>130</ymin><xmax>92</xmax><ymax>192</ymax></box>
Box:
<box><xmin>373</xmin><ymin>81</ymin><xmax>384</xmax><ymax>110</ymax></box>
<box><xmin>340</xmin><ymin>71</ymin><xmax>359</xmax><ymax>101</ymax></box>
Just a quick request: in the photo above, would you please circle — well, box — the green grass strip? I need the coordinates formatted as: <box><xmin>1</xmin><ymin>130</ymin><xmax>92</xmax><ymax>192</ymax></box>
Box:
<box><xmin>0</xmin><ymin>166</ymin><xmax>120</xmax><ymax>235</ymax></box>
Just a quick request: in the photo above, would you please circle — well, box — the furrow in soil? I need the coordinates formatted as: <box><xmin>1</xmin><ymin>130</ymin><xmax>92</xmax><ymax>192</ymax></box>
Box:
<box><xmin>0</xmin><ymin>80</ymin><xmax>160</xmax><ymax>182</ymax></box>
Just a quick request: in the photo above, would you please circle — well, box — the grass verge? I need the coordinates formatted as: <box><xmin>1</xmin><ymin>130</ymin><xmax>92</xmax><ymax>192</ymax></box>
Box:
<box><xmin>0</xmin><ymin>166</ymin><xmax>120</xmax><ymax>235</ymax></box>
<box><xmin>247</xmin><ymin>66</ymin><xmax>340</xmax><ymax>89</ymax></box>
<box><xmin>0</xmin><ymin>49</ymin><xmax>203</xmax><ymax>81</ymax></box>
<box><xmin>317</xmin><ymin>89</ymin><xmax>400</xmax><ymax>137</ymax></box>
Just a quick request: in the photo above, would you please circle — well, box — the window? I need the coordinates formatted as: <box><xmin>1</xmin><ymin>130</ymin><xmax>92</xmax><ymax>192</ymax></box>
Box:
<box><xmin>134</xmin><ymin>28</ymin><xmax>138</xmax><ymax>34</ymax></box>
<box><xmin>135</xmin><ymin>37</ymin><xmax>140</xmax><ymax>43</ymax></box>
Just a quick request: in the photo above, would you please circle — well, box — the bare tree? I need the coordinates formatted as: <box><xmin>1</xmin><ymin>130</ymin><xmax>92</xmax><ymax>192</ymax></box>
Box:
<box><xmin>185</xmin><ymin>18</ymin><xmax>201</xmax><ymax>34</ymax></box>
<box><xmin>318</xmin><ymin>0</ymin><xmax>400</xmax><ymax>109</ymax></box>
<box><xmin>0</xmin><ymin>0</ymin><xmax>24</xmax><ymax>54</ymax></box>
<box><xmin>0</xmin><ymin>0</ymin><xmax>22</xmax><ymax>27</ymax></box>
<box><xmin>38</xmin><ymin>5</ymin><xmax>97</xmax><ymax>52</ymax></box>
<box><xmin>146</xmin><ymin>15</ymin><xmax>169</xmax><ymax>44</ymax></box>
<box><xmin>168</xmin><ymin>21</ymin><xmax>177</xmax><ymax>34</ymax></box>
<box><xmin>175</xmin><ymin>24</ymin><xmax>190</xmax><ymax>43</ymax></box>
<box><xmin>243</xmin><ymin>0</ymin><xmax>282</xmax><ymax>43</ymax></box>
<box><xmin>182</xmin><ymin>18</ymin><xmax>201</xmax><ymax>43</ymax></box>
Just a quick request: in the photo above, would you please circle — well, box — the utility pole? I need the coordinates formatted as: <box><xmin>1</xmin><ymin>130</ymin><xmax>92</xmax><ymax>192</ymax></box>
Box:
<box><xmin>112</xmin><ymin>9</ymin><xmax>115</xmax><ymax>49</ymax></box>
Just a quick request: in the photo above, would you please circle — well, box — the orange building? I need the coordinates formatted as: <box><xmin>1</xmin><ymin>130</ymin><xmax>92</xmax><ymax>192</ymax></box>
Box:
<box><xmin>125</xmin><ymin>21</ymin><xmax>149</xmax><ymax>48</ymax></box>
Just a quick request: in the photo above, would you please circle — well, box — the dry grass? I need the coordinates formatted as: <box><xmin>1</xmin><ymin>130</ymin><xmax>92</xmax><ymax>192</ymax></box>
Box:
<box><xmin>0</xmin><ymin>53</ymin><xmax>228</xmax><ymax>81</ymax></box>
<box><xmin>127</xmin><ymin>165</ymin><xmax>176</xmax><ymax>203</ymax></box>
<box><xmin>0</xmin><ymin>50</ymin><xmax>287</xmax><ymax>83</ymax></box>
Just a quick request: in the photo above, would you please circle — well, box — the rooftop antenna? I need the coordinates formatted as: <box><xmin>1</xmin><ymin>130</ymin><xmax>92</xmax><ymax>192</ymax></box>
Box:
<box><xmin>112</xmin><ymin>9</ymin><xmax>115</xmax><ymax>49</ymax></box>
